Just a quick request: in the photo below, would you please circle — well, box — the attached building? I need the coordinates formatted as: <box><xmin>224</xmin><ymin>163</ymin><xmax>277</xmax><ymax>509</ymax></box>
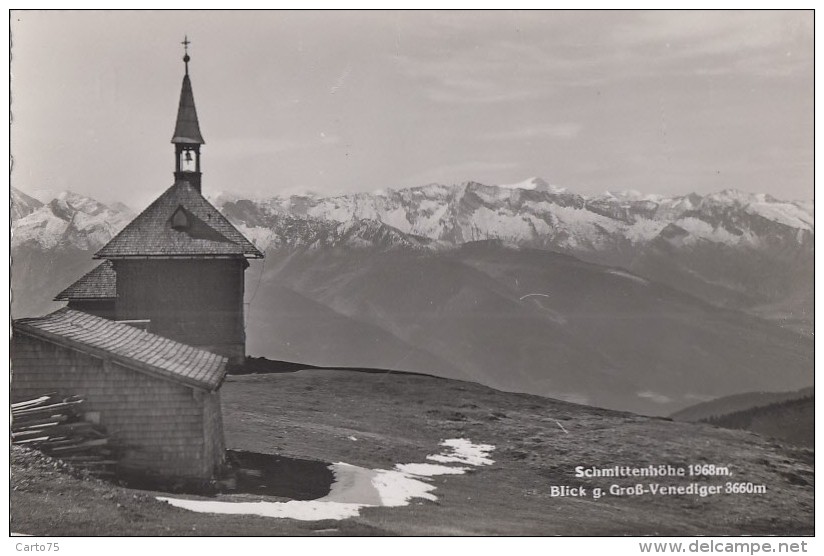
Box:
<box><xmin>12</xmin><ymin>308</ymin><xmax>228</xmax><ymax>481</ymax></box>
<box><xmin>54</xmin><ymin>260</ymin><xmax>117</xmax><ymax>319</ymax></box>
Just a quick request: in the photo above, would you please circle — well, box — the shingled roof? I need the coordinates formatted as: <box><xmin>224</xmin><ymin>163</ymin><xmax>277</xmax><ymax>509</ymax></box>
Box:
<box><xmin>13</xmin><ymin>309</ymin><xmax>228</xmax><ymax>391</ymax></box>
<box><xmin>172</xmin><ymin>74</ymin><xmax>205</xmax><ymax>145</ymax></box>
<box><xmin>54</xmin><ymin>261</ymin><xmax>117</xmax><ymax>301</ymax></box>
<box><xmin>94</xmin><ymin>180</ymin><xmax>263</xmax><ymax>259</ymax></box>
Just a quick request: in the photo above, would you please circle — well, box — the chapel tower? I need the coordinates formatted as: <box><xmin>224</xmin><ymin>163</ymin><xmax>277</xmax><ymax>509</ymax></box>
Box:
<box><xmin>56</xmin><ymin>39</ymin><xmax>264</xmax><ymax>365</ymax></box>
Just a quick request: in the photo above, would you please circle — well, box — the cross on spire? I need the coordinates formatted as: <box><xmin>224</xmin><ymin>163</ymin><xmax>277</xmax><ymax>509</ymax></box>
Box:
<box><xmin>182</xmin><ymin>35</ymin><xmax>191</xmax><ymax>75</ymax></box>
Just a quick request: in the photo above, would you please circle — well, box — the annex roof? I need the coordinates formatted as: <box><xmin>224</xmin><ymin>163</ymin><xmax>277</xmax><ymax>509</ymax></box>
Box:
<box><xmin>94</xmin><ymin>180</ymin><xmax>263</xmax><ymax>259</ymax></box>
<box><xmin>13</xmin><ymin>308</ymin><xmax>228</xmax><ymax>391</ymax></box>
<box><xmin>54</xmin><ymin>261</ymin><xmax>116</xmax><ymax>301</ymax></box>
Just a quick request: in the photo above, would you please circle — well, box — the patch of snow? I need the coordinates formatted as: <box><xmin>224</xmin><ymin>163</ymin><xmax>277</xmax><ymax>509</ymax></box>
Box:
<box><xmin>394</xmin><ymin>463</ymin><xmax>470</xmax><ymax>476</ymax></box>
<box><xmin>157</xmin><ymin>438</ymin><xmax>495</xmax><ymax>522</ymax></box>
<box><xmin>371</xmin><ymin>469</ymin><xmax>439</xmax><ymax>506</ymax></box>
<box><xmin>519</xmin><ymin>293</ymin><xmax>551</xmax><ymax>301</ymax></box>
<box><xmin>625</xmin><ymin>218</ymin><xmax>668</xmax><ymax>243</ymax></box>
<box><xmin>306</xmin><ymin>200</ymin><xmax>363</xmax><ymax>223</ymax></box>
<box><xmin>464</xmin><ymin>206</ymin><xmax>538</xmax><ymax>242</ymax></box>
<box><xmin>426</xmin><ymin>438</ymin><xmax>496</xmax><ymax>466</ymax></box>
<box><xmin>324</xmin><ymin>463</ymin><xmax>383</xmax><ymax>505</ymax></box>
<box><xmin>231</xmin><ymin>223</ymin><xmax>274</xmax><ymax>252</ymax></box>
<box><xmin>156</xmin><ymin>497</ymin><xmax>365</xmax><ymax>521</ymax></box>
<box><xmin>672</xmin><ymin>217</ymin><xmax>742</xmax><ymax>246</ymax></box>
<box><xmin>379</xmin><ymin>206</ymin><xmax>415</xmax><ymax>234</ymax></box>
<box><xmin>705</xmin><ymin>189</ymin><xmax>757</xmax><ymax>205</ymax></box>
<box><xmin>601</xmin><ymin>189</ymin><xmax>664</xmax><ymax>202</ymax></box>
<box><xmin>744</xmin><ymin>202</ymin><xmax>814</xmax><ymax>232</ymax></box>
<box><xmin>605</xmin><ymin>269</ymin><xmax>649</xmax><ymax>285</ymax></box>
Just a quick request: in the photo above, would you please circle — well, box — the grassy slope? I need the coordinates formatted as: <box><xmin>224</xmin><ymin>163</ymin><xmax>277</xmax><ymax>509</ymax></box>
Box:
<box><xmin>11</xmin><ymin>371</ymin><xmax>814</xmax><ymax>536</ymax></box>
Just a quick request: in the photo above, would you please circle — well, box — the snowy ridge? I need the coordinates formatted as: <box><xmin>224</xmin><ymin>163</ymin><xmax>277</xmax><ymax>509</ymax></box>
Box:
<box><xmin>11</xmin><ymin>181</ymin><xmax>812</xmax><ymax>332</ymax></box>
<box><xmin>11</xmin><ymin>181</ymin><xmax>813</xmax><ymax>255</ymax></box>
<box><xmin>218</xmin><ymin>180</ymin><xmax>812</xmax><ymax>254</ymax></box>
<box><xmin>11</xmin><ymin>189</ymin><xmax>133</xmax><ymax>250</ymax></box>
<box><xmin>11</xmin><ymin>188</ymin><xmax>43</xmax><ymax>221</ymax></box>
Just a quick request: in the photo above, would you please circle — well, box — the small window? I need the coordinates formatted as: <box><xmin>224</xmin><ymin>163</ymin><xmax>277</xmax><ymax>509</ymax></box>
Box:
<box><xmin>171</xmin><ymin>206</ymin><xmax>189</xmax><ymax>230</ymax></box>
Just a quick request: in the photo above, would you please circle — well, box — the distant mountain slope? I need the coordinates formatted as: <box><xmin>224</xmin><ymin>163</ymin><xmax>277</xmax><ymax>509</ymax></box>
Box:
<box><xmin>12</xmin><ymin>189</ymin><xmax>133</xmax><ymax>250</ymax></box>
<box><xmin>11</xmin><ymin>187</ymin><xmax>43</xmax><ymax>220</ymax></box>
<box><xmin>245</xmin><ymin>283</ymin><xmax>466</xmax><ymax>380</ymax></box>
<box><xmin>11</xmin><ymin>245</ymin><xmax>101</xmax><ymax>318</ymax></box>
<box><xmin>246</xmin><ymin>242</ymin><xmax>812</xmax><ymax>416</ymax></box>
<box><xmin>671</xmin><ymin>387</ymin><xmax>815</xmax><ymax>422</ymax></box>
<box><xmin>703</xmin><ymin>396</ymin><xmax>814</xmax><ymax>448</ymax></box>
<box><xmin>217</xmin><ymin>181</ymin><xmax>813</xmax><ymax>333</ymax></box>
<box><xmin>11</xmin><ymin>188</ymin><xmax>134</xmax><ymax>318</ymax></box>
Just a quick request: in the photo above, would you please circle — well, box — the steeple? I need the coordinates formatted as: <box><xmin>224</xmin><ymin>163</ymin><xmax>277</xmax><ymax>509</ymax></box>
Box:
<box><xmin>172</xmin><ymin>36</ymin><xmax>205</xmax><ymax>192</ymax></box>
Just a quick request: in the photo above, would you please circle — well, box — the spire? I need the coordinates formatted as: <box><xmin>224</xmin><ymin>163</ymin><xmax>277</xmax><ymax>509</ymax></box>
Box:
<box><xmin>182</xmin><ymin>35</ymin><xmax>190</xmax><ymax>75</ymax></box>
<box><xmin>171</xmin><ymin>36</ymin><xmax>204</xmax><ymax>145</ymax></box>
<box><xmin>172</xmin><ymin>36</ymin><xmax>204</xmax><ymax>192</ymax></box>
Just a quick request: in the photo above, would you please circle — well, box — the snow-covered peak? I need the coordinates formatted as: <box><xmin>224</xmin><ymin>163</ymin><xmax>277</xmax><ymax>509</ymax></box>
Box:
<box><xmin>18</xmin><ymin>187</ymin><xmax>62</xmax><ymax>204</ymax></box>
<box><xmin>598</xmin><ymin>189</ymin><xmax>663</xmax><ymax>203</ymax></box>
<box><xmin>50</xmin><ymin>191</ymin><xmax>112</xmax><ymax>215</ymax></box>
<box><xmin>109</xmin><ymin>202</ymin><xmax>135</xmax><ymax>216</ymax></box>
<box><xmin>12</xmin><ymin>189</ymin><xmax>133</xmax><ymax>250</ymax></box>
<box><xmin>206</xmin><ymin>190</ymin><xmax>245</xmax><ymax>209</ymax></box>
<box><xmin>11</xmin><ymin>187</ymin><xmax>43</xmax><ymax>221</ymax></box>
<box><xmin>498</xmin><ymin>177</ymin><xmax>564</xmax><ymax>193</ymax></box>
<box><xmin>11</xmin><ymin>178</ymin><xmax>814</xmax><ymax>255</ymax></box>
<box><xmin>704</xmin><ymin>188</ymin><xmax>762</xmax><ymax>205</ymax></box>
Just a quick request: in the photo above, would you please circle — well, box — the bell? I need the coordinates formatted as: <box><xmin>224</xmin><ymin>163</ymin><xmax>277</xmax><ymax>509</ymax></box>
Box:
<box><xmin>184</xmin><ymin>150</ymin><xmax>193</xmax><ymax>163</ymax></box>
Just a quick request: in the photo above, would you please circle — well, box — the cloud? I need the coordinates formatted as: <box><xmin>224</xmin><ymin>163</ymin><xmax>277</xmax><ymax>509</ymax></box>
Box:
<box><xmin>605</xmin><ymin>11</ymin><xmax>813</xmax><ymax>78</ymax></box>
<box><xmin>218</xmin><ymin>133</ymin><xmax>341</xmax><ymax>157</ymax></box>
<box><xmin>617</xmin><ymin>11</ymin><xmax>811</xmax><ymax>55</ymax></box>
<box><xmin>423</xmin><ymin>87</ymin><xmax>543</xmax><ymax>105</ymax></box>
<box><xmin>484</xmin><ymin>122</ymin><xmax>583</xmax><ymax>141</ymax></box>
<box><xmin>399</xmin><ymin>11</ymin><xmax>812</xmax><ymax>87</ymax></box>
<box><xmin>391</xmin><ymin>41</ymin><xmax>565</xmax><ymax>104</ymax></box>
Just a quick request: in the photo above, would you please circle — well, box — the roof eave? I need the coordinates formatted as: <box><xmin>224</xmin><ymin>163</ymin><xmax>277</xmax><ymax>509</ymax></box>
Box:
<box><xmin>12</xmin><ymin>324</ymin><xmax>225</xmax><ymax>392</ymax></box>
<box><xmin>171</xmin><ymin>137</ymin><xmax>205</xmax><ymax>145</ymax></box>
<box><xmin>53</xmin><ymin>295</ymin><xmax>116</xmax><ymax>302</ymax></box>
<box><xmin>94</xmin><ymin>254</ymin><xmax>248</xmax><ymax>260</ymax></box>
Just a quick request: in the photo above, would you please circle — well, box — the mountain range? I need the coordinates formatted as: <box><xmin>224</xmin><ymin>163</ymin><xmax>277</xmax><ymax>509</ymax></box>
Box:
<box><xmin>212</xmin><ymin>179</ymin><xmax>813</xmax><ymax>333</ymax></box>
<box><xmin>10</xmin><ymin>180</ymin><xmax>814</xmax><ymax>415</ymax></box>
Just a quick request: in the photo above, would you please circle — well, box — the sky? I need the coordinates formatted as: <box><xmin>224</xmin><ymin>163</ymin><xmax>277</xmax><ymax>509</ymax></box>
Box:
<box><xmin>11</xmin><ymin>10</ymin><xmax>814</xmax><ymax>208</ymax></box>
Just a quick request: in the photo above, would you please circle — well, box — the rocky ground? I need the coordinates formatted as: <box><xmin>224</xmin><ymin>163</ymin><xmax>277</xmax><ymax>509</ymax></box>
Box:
<box><xmin>10</xmin><ymin>370</ymin><xmax>815</xmax><ymax>535</ymax></box>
